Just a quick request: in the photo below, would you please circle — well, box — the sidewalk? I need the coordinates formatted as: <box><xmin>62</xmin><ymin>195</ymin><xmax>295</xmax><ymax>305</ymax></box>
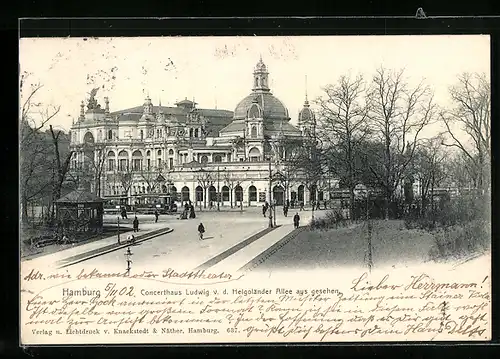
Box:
<box><xmin>22</xmin><ymin>221</ymin><xmax>170</xmax><ymax>269</ymax></box>
<box><xmin>208</xmin><ymin>210</ymin><xmax>318</xmax><ymax>272</ymax></box>
<box><xmin>209</xmin><ymin>224</ymin><xmax>296</xmax><ymax>272</ymax></box>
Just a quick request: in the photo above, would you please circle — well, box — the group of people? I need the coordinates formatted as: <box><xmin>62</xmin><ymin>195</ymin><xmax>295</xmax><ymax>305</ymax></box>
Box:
<box><xmin>180</xmin><ymin>202</ymin><xmax>196</xmax><ymax>220</ymax></box>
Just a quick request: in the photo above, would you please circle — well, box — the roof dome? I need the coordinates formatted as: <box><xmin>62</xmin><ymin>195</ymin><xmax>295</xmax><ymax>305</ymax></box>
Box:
<box><xmin>232</xmin><ymin>57</ymin><xmax>290</xmax><ymax>121</ymax></box>
<box><xmin>234</xmin><ymin>92</ymin><xmax>289</xmax><ymax>120</ymax></box>
<box><xmin>299</xmin><ymin>100</ymin><xmax>315</xmax><ymax>122</ymax></box>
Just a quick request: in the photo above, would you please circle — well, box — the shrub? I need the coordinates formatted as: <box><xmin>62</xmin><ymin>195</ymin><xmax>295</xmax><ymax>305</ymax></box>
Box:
<box><xmin>429</xmin><ymin>220</ymin><xmax>490</xmax><ymax>261</ymax></box>
<box><xmin>309</xmin><ymin>209</ymin><xmax>349</xmax><ymax>231</ymax></box>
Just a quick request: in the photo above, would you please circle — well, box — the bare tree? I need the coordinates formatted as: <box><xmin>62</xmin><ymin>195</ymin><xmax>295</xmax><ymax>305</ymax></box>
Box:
<box><xmin>75</xmin><ymin>143</ymin><xmax>108</xmax><ymax>197</ymax></box>
<box><xmin>440</xmin><ymin>72</ymin><xmax>490</xmax><ymax>193</ymax></box>
<box><xmin>20</xmin><ymin>122</ymin><xmax>52</xmax><ymax>224</ymax></box>
<box><xmin>116</xmin><ymin>166</ymin><xmax>134</xmax><ymax>202</ymax></box>
<box><xmin>367</xmin><ymin>67</ymin><xmax>435</xmax><ymax>219</ymax></box>
<box><xmin>48</xmin><ymin>125</ymin><xmax>74</xmax><ymax>219</ymax></box>
<box><xmin>196</xmin><ymin>168</ymin><xmax>214</xmax><ymax>209</ymax></box>
<box><xmin>223</xmin><ymin>171</ymin><xmax>242</xmax><ymax>208</ymax></box>
<box><xmin>412</xmin><ymin>137</ymin><xmax>448</xmax><ymax>216</ymax></box>
<box><xmin>288</xmin><ymin>138</ymin><xmax>326</xmax><ymax>219</ymax></box>
<box><xmin>20</xmin><ymin>75</ymin><xmax>62</xmax><ymax>224</ymax></box>
<box><xmin>316</xmin><ymin>74</ymin><xmax>371</xmax><ymax>219</ymax></box>
<box><xmin>139</xmin><ymin>165</ymin><xmax>161</xmax><ymax>194</ymax></box>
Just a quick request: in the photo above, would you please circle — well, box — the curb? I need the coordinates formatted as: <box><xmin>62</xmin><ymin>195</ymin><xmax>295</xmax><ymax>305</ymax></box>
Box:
<box><xmin>238</xmin><ymin>226</ymin><xmax>307</xmax><ymax>273</ymax></box>
<box><xmin>193</xmin><ymin>225</ymin><xmax>281</xmax><ymax>271</ymax></box>
<box><xmin>57</xmin><ymin>228</ymin><xmax>174</xmax><ymax>268</ymax></box>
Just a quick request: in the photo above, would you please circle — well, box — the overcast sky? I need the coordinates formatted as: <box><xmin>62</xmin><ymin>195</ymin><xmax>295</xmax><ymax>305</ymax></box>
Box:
<box><xmin>20</xmin><ymin>35</ymin><xmax>490</xmax><ymax>136</ymax></box>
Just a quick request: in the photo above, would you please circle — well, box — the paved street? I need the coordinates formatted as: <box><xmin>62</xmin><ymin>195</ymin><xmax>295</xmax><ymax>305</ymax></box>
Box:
<box><xmin>58</xmin><ymin>207</ymin><xmax>317</xmax><ymax>273</ymax></box>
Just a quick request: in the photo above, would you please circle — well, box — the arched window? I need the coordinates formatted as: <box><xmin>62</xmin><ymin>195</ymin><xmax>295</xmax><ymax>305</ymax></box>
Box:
<box><xmin>208</xmin><ymin>186</ymin><xmax>217</xmax><ymax>203</ymax></box>
<box><xmin>248</xmin><ymin>185</ymin><xmax>257</xmax><ymax>202</ymax></box>
<box><xmin>222</xmin><ymin>186</ymin><xmax>230</xmax><ymax>201</ymax></box>
<box><xmin>181</xmin><ymin>186</ymin><xmax>190</xmax><ymax>202</ymax></box>
<box><xmin>214</xmin><ymin>155</ymin><xmax>222</xmax><ymax>163</ymax></box>
<box><xmin>309</xmin><ymin>184</ymin><xmax>317</xmax><ymax>202</ymax></box>
<box><xmin>132</xmin><ymin>150</ymin><xmax>143</xmax><ymax>171</ymax></box>
<box><xmin>157</xmin><ymin>150</ymin><xmax>162</xmax><ymax>156</ymax></box>
<box><xmin>118</xmin><ymin>150</ymin><xmax>128</xmax><ymax>171</ymax></box>
<box><xmin>170</xmin><ymin>186</ymin><xmax>178</xmax><ymax>201</ymax></box>
<box><xmin>251</xmin><ymin>126</ymin><xmax>257</xmax><ymax>138</ymax></box>
<box><xmin>201</xmin><ymin>155</ymin><xmax>209</xmax><ymax>164</ymax></box>
<box><xmin>108</xmin><ymin>130</ymin><xmax>113</xmax><ymax>140</ymax></box>
<box><xmin>235</xmin><ymin>185</ymin><xmax>243</xmax><ymax>202</ymax></box>
<box><xmin>248</xmin><ymin>147</ymin><xmax>261</xmax><ymax>162</ymax></box>
<box><xmin>146</xmin><ymin>150</ymin><xmax>151</xmax><ymax>170</ymax></box>
<box><xmin>273</xmin><ymin>185</ymin><xmax>284</xmax><ymax>205</ymax></box>
<box><xmin>168</xmin><ymin>149</ymin><xmax>174</xmax><ymax>155</ymax></box>
<box><xmin>107</xmin><ymin>150</ymin><xmax>115</xmax><ymax>157</ymax></box>
<box><xmin>84</xmin><ymin>132</ymin><xmax>95</xmax><ymax>144</ymax></box>
<box><xmin>196</xmin><ymin>186</ymin><xmax>204</xmax><ymax>202</ymax></box>
<box><xmin>298</xmin><ymin>185</ymin><xmax>305</xmax><ymax>202</ymax></box>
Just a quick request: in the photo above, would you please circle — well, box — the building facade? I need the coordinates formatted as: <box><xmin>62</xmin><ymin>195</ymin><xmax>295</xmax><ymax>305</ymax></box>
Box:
<box><xmin>69</xmin><ymin>58</ymin><xmax>336</xmax><ymax>207</ymax></box>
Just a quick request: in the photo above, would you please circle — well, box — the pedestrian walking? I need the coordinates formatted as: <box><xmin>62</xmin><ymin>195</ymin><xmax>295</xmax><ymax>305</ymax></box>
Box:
<box><xmin>189</xmin><ymin>204</ymin><xmax>196</xmax><ymax>219</ymax></box>
<box><xmin>121</xmin><ymin>207</ymin><xmax>127</xmax><ymax>219</ymax></box>
<box><xmin>133</xmin><ymin>216</ymin><xmax>139</xmax><ymax>232</ymax></box>
<box><xmin>198</xmin><ymin>222</ymin><xmax>205</xmax><ymax>240</ymax></box>
<box><xmin>126</xmin><ymin>233</ymin><xmax>135</xmax><ymax>243</ymax></box>
<box><xmin>262</xmin><ymin>204</ymin><xmax>267</xmax><ymax>217</ymax></box>
<box><xmin>293</xmin><ymin>213</ymin><xmax>300</xmax><ymax>229</ymax></box>
<box><xmin>154</xmin><ymin>210</ymin><xmax>159</xmax><ymax>223</ymax></box>
<box><xmin>283</xmin><ymin>205</ymin><xmax>288</xmax><ymax>217</ymax></box>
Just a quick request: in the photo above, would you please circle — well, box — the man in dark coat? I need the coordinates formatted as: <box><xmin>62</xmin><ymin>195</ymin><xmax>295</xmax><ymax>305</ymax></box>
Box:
<box><xmin>154</xmin><ymin>210</ymin><xmax>159</xmax><ymax>223</ymax></box>
<box><xmin>198</xmin><ymin>222</ymin><xmax>205</xmax><ymax>240</ymax></box>
<box><xmin>293</xmin><ymin>213</ymin><xmax>300</xmax><ymax>229</ymax></box>
<box><xmin>133</xmin><ymin>216</ymin><xmax>139</xmax><ymax>232</ymax></box>
<box><xmin>189</xmin><ymin>204</ymin><xmax>196</xmax><ymax>218</ymax></box>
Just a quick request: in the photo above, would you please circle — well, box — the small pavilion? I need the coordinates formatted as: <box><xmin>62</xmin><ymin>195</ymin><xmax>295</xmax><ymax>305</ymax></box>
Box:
<box><xmin>55</xmin><ymin>185</ymin><xmax>104</xmax><ymax>234</ymax></box>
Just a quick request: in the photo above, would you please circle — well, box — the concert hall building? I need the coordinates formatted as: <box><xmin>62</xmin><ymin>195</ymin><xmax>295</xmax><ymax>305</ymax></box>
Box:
<box><xmin>69</xmin><ymin>58</ymin><xmax>334</xmax><ymax>208</ymax></box>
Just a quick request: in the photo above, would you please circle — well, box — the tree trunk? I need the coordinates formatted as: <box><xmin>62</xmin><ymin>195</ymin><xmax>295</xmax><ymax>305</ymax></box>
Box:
<box><xmin>349</xmin><ymin>187</ymin><xmax>355</xmax><ymax>221</ymax></box>
<box><xmin>22</xmin><ymin>197</ymin><xmax>29</xmax><ymax>224</ymax></box>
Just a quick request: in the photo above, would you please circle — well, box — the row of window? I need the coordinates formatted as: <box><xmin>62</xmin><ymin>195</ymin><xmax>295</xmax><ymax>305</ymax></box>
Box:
<box><xmin>107</xmin><ymin>149</ymin><xmax>175</xmax><ymax>157</ymax></box>
<box><xmin>107</xmin><ymin>158</ymin><xmax>175</xmax><ymax>171</ymax></box>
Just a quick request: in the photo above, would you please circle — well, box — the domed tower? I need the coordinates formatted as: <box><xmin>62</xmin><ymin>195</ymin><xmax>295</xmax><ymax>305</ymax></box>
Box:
<box><xmin>253</xmin><ymin>56</ymin><xmax>270</xmax><ymax>92</ymax></box>
<box><xmin>298</xmin><ymin>79</ymin><xmax>316</xmax><ymax>139</ymax></box>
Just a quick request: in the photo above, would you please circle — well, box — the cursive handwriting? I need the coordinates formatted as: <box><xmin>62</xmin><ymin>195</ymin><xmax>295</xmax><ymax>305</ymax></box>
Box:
<box><xmin>21</xmin><ymin>271</ymin><xmax>491</xmax><ymax>343</ymax></box>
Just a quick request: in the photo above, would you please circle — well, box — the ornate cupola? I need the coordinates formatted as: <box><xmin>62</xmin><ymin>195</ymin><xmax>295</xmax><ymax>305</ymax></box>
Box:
<box><xmin>252</xmin><ymin>56</ymin><xmax>270</xmax><ymax>93</ymax></box>
<box><xmin>298</xmin><ymin>76</ymin><xmax>316</xmax><ymax>138</ymax></box>
<box><xmin>79</xmin><ymin>100</ymin><xmax>85</xmax><ymax>120</ymax></box>
<box><xmin>143</xmin><ymin>95</ymin><xmax>153</xmax><ymax>115</ymax></box>
<box><xmin>156</xmin><ymin>99</ymin><xmax>165</xmax><ymax>122</ymax></box>
<box><xmin>104</xmin><ymin>96</ymin><xmax>110</xmax><ymax>114</ymax></box>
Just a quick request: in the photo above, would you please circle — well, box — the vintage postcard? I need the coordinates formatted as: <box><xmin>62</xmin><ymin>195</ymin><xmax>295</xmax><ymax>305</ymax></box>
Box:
<box><xmin>19</xmin><ymin>35</ymin><xmax>491</xmax><ymax>344</ymax></box>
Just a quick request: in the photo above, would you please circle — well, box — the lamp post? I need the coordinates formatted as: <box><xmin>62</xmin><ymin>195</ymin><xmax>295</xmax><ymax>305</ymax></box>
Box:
<box><xmin>268</xmin><ymin>157</ymin><xmax>273</xmax><ymax>228</ymax></box>
<box><xmin>217</xmin><ymin>165</ymin><xmax>220</xmax><ymax>211</ymax></box>
<box><xmin>117</xmin><ymin>216</ymin><xmax>121</xmax><ymax>244</ymax></box>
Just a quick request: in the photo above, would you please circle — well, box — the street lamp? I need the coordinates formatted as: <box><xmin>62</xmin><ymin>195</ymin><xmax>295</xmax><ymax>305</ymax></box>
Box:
<box><xmin>217</xmin><ymin>165</ymin><xmax>220</xmax><ymax>211</ymax></box>
<box><xmin>268</xmin><ymin>157</ymin><xmax>273</xmax><ymax>228</ymax></box>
